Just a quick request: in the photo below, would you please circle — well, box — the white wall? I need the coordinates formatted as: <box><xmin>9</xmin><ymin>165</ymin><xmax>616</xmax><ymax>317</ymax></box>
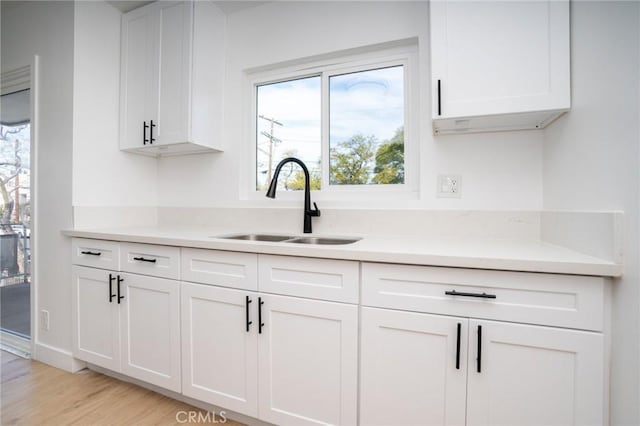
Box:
<box><xmin>73</xmin><ymin>1</ymin><xmax>158</xmax><ymax>208</ymax></box>
<box><xmin>1</xmin><ymin>1</ymin><xmax>75</xmax><ymax>364</ymax></box>
<box><xmin>1</xmin><ymin>0</ymin><xmax>159</xmax><ymax>370</ymax></box>
<box><xmin>157</xmin><ymin>1</ymin><xmax>544</xmax><ymax>210</ymax></box>
<box><xmin>543</xmin><ymin>2</ymin><xmax>640</xmax><ymax>425</ymax></box>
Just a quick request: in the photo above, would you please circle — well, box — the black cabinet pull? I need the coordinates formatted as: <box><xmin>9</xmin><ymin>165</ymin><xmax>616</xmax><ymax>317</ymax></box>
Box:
<box><xmin>477</xmin><ymin>325</ymin><xmax>482</xmax><ymax>373</ymax></box>
<box><xmin>437</xmin><ymin>79</ymin><xmax>442</xmax><ymax>116</ymax></box>
<box><xmin>445</xmin><ymin>290</ymin><xmax>496</xmax><ymax>299</ymax></box>
<box><xmin>133</xmin><ymin>256</ymin><xmax>157</xmax><ymax>263</ymax></box>
<box><xmin>149</xmin><ymin>120</ymin><xmax>156</xmax><ymax>144</ymax></box>
<box><xmin>108</xmin><ymin>273</ymin><xmax>116</xmax><ymax>303</ymax></box>
<box><xmin>258</xmin><ymin>297</ymin><xmax>264</xmax><ymax>334</ymax></box>
<box><xmin>456</xmin><ymin>322</ymin><xmax>461</xmax><ymax>370</ymax></box>
<box><xmin>117</xmin><ymin>275</ymin><xmax>124</xmax><ymax>304</ymax></box>
<box><xmin>143</xmin><ymin>121</ymin><xmax>149</xmax><ymax>145</ymax></box>
<box><xmin>245</xmin><ymin>296</ymin><xmax>253</xmax><ymax>332</ymax></box>
<box><xmin>81</xmin><ymin>251</ymin><xmax>101</xmax><ymax>256</ymax></box>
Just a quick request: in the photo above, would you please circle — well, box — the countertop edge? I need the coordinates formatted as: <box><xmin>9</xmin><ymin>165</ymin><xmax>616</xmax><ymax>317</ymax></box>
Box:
<box><xmin>62</xmin><ymin>229</ymin><xmax>623</xmax><ymax>278</ymax></box>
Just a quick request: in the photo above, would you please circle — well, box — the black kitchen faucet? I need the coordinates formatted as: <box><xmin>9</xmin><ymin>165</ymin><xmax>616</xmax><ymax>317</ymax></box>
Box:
<box><xmin>265</xmin><ymin>157</ymin><xmax>320</xmax><ymax>233</ymax></box>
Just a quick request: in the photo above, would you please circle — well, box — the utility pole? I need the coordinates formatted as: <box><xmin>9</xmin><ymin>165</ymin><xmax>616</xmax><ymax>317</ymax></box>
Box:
<box><xmin>258</xmin><ymin>115</ymin><xmax>283</xmax><ymax>183</ymax></box>
<box><xmin>13</xmin><ymin>137</ymin><xmax>20</xmax><ymax>224</ymax></box>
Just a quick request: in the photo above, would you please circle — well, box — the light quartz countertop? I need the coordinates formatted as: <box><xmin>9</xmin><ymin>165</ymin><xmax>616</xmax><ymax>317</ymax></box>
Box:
<box><xmin>63</xmin><ymin>226</ymin><xmax>622</xmax><ymax>277</ymax></box>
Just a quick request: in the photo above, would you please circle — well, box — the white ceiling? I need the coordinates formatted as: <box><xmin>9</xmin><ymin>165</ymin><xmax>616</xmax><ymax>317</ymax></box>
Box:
<box><xmin>106</xmin><ymin>1</ymin><xmax>267</xmax><ymax>14</ymax></box>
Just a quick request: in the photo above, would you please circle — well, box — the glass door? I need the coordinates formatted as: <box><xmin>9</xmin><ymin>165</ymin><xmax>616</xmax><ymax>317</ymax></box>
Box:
<box><xmin>0</xmin><ymin>87</ymin><xmax>31</xmax><ymax>352</ymax></box>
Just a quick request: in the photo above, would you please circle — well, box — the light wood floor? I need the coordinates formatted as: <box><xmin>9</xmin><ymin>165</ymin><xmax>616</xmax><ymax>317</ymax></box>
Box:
<box><xmin>1</xmin><ymin>350</ymin><xmax>245</xmax><ymax>425</ymax></box>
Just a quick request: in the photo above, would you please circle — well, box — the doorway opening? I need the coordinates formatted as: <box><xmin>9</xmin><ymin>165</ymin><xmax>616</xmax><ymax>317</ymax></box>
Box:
<box><xmin>0</xmin><ymin>66</ymin><xmax>32</xmax><ymax>358</ymax></box>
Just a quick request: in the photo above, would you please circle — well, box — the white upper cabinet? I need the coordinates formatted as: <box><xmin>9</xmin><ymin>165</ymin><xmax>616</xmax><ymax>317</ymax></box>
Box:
<box><xmin>120</xmin><ymin>1</ymin><xmax>225</xmax><ymax>156</ymax></box>
<box><xmin>430</xmin><ymin>0</ymin><xmax>570</xmax><ymax>134</ymax></box>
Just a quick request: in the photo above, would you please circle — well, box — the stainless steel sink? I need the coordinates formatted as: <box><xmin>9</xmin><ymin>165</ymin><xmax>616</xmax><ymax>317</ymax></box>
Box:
<box><xmin>215</xmin><ymin>234</ymin><xmax>361</xmax><ymax>245</ymax></box>
<box><xmin>285</xmin><ymin>237</ymin><xmax>361</xmax><ymax>245</ymax></box>
<box><xmin>216</xmin><ymin>234</ymin><xmax>295</xmax><ymax>242</ymax></box>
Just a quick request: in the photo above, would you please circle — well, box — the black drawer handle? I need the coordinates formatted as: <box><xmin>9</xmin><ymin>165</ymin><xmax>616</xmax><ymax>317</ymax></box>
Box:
<box><xmin>246</xmin><ymin>296</ymin><xmax>253</xmax><ymax>332</ymax></box>
<box><xmin>455</xmin><ymin>322</ymin><xmax>461</xmax><ymax>370</ymax></box>
<box><xmin>150</xmin><ymin>120</ymin><xmax>156</xmax><ymax>144</ymax></box>
<box><xmin>81</xmin><ymin>251</ymin><xmax>101</xmax><ymax>256</ymax></box>
<box><xmin>477</xmin><ymin>325</ymin><xmax>482</xmax><ymax>373</ymax></box>
<box><xmin>258</xmin><ymin>297</ymin><xmax>264</xmax><ymax>334</ymax></box>
<box><xmin>445</xmin><ymin>290</ymin><xmax>496</xmax><ymax>299</ymax></box>
<box><xmin>117</xmin><ymin>275</ymin><xmax>124</xmax><ymax>304</ymax></box>
<box><xmin>437</xmin><ymin>79</ymin><xmax>442</xmax><ymax>116</ymax></box>
<box><xmin>133</xmin><ymin>256</ymin><xmax>157</xmax><ymax>263</ymax></box>
<box><xmin>143</xmin><ymin>121</ymin><xmax>149</xmax><ymax>145</ymax></box>
<box><xmin>108</xmin><ymin>274</ymin><xmax>116</xmax><ymax>303</ymax></box>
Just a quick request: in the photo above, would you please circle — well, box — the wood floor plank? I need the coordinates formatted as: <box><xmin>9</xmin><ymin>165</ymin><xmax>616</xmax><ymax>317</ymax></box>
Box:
<box><xmin>1</xmin><ymin>351</ymin><xmax>245</xmax><ymax>426</ymax></box>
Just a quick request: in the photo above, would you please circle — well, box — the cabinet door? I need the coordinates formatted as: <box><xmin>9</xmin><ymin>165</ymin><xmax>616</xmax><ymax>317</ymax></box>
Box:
<box><xmin>360</xmin><ymin>307</ymin><xmax>467</xmax><ymax>426</ymax></box>
<box><xmin>466</xmin><ymin>319</ymin><xmax>604</xmax><ymax>426</ymax></box>
<box><xmin>431</xmin><ymin>0</ymin><xmax>570</xmax><ymax>118</ymax></box>
<box><xmin>153</xmin><ymin>0</ymin><xmax>191</xmax><ymax>146</ymax></box>
<box><xmin>181</xmin><ymin>283</ymin><xmax>258</xmax><ymax>417</ymax></box>
<box><xmin>258</xmin><ymin>294</ymin><xmax>358</xmax><ymax>426</ymax></box>
<box><xmin>120</xmin><ymin>273</ymin><xmax>181</xmax><ymax>392</ymax></box>
<box><xmin>71</xmin><ymin>266</ymin><xmax>120</xmax><ymax>371</ymax></box>
<box><xmin>120</xmin><ymin>5</ymin><xmax>156</xmax><ymax>150</ymax></box>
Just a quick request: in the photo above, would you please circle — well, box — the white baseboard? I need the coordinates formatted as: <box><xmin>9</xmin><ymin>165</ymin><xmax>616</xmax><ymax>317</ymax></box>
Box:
<box><xmin>33</xmin><ymin>342</ymin><xmax>86</xmax><ymax>373</ymax></box>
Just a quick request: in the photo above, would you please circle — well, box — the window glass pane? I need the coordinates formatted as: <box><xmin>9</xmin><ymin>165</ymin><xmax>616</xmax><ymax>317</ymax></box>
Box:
<box><xmin>256</xmin><ymin>76</ymin><xmax>321</xmax><ymax>191</ymax></box>
<box><xmin>329</xmin><ymin>66</ymin><xmax>404</xmax><ymax>185</ymax></box>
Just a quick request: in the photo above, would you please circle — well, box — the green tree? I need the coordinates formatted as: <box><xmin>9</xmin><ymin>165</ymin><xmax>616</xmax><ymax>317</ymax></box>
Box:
<box><xmin>287</xmin><ymin>170</ymin><xmax>321</xmax><ymax>190</ymax></box>
<box><xmin>277</xmin><ymin>151</ymin><xmax>321</xmax><ymax>191</ymax></box>
<box><xmin>330</xmin><ymin>134</ymin><xmax>376</xmax><ymax>185</ymax></box>
<box><xmin>0</xmin><ymin>124</ymin><xmax>28</xmax><ymax>225</ymax></box>
<box><xmin>373</xmin><ymin>127</ymin><xmax>404</xmax><ymax>184</ymax></box>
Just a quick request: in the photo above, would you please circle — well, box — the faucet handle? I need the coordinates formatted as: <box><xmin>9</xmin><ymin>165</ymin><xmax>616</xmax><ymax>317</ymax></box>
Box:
<box><xmin>311</xmin><ymin>202</ymin><xmax>321</xmax><ymax>217</ymax></box>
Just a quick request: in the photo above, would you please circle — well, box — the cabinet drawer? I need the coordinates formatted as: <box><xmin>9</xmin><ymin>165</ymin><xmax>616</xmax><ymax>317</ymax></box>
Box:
<box><xmin>182</xmin><ymin>248</ymin><xmax>258</xmax><ymax>291</ymax></box>
<box><xmin>72</xmin><ymin>238</ymin><xmax>120</xmax><ymax>270</ymax></box>
<box><xmin>120</xmin><ymin>242</ymin><xmax>180</xmax><ymax>280</ymax></box>
<box><xmin>362</xmin><ymin>263</ymin><xmax>605</xmax><ymax>331</ymax></box>
<box><xmin>258</xmin><ymin>255</ymin><xmax>359</xmax><ymax>303</ymax></box>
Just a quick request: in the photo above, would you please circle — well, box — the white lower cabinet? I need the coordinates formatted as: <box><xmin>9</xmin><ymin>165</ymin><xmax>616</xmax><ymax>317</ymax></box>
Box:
<box><xmin>72</xmin><ymin>265</ymin><xmax>182</xmax><ymax>393</ymax></box>
<box><xmin>360</xmin><ymin>307</ymin><xmax>604</xmax><ymax>426</ymax></box>
<box><xmin>181</xmin><ymin>283</ymin><xmax>259</xmax><ymax>416</ymax></box>
<box><xmin>360</xmin><ymin>307</ymin><xmax>467</xmax><ymax>426</ymax></box>
<box><xmin>181</xmin><ymin>282</ymin><xmax>359</xmax><ymax>426</ymax></box>
<box><xmin>72</xmin><ymin>266</ymin><xmax>121</xmax><ymax>371</ymax></box>
<box><xmin>466</xmin><ymin>319</ymin><xmax>603</xmax><ymax>426</ymax></box>
<box><xmin>258</xmin><ymin>294</ymin><xmax>358</xmax><ymax>426</ymax></box>
<box><xmin>119</xmin><ymin>272</ymin><xmax>182</xmax><ymax>392</ymax></box>
<box><xmin>73</xmin><ymin>239</ymin><xmax>608</xmax><ymax>426</ymax></box>
<box><xmin>360</xmin><ymin>262</ymin><xmax>606</xmax><ymax>426</ymax></box>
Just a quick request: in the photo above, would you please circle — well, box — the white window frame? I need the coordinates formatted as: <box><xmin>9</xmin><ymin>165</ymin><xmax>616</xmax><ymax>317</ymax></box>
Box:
<box><xmin>243</xmin><ymin>42</ymin><xmax>419</xmax><ymax>202</ymax></box>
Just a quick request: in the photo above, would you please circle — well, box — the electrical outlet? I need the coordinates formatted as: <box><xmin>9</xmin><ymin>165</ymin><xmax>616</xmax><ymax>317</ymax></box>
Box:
<box><xmin>41</xmin><ymin>310</ymin><xmax>50</xmax><ymax>331</ymax></box>
<box><xmin>437</xmin><ymin>174</ymin><xmax>461</xmax><ymax>198</ymax></box>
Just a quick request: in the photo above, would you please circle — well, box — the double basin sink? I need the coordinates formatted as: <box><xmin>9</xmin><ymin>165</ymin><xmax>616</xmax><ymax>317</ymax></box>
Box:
<box><xmin>216</xmin><ymin>234</ymin><xmax>361</xmax><ymax>245</ymax></box>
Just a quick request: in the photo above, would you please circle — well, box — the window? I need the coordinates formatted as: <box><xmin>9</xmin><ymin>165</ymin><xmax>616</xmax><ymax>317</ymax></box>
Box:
<box><xmin>251</xmin><ymin>45</ymin><xmax>416</xmax><ymax>197</ymax></box>
<box><xmin>256</xmin><ymin>76</ymin><xmax>321</xmax><ymax>190</ymax></box>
